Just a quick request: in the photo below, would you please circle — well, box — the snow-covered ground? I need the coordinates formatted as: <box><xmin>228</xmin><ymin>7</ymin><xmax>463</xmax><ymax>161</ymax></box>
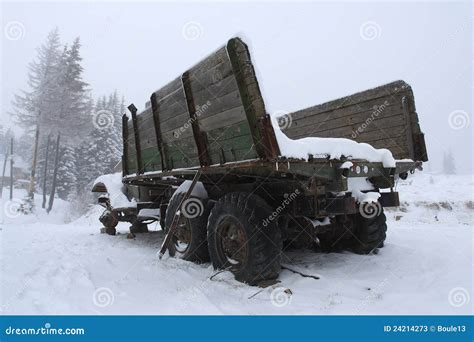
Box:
<box><xmin>0</xmin><ymin>173</ymin><xmax>472</xmax><ymax>315</ymax></box>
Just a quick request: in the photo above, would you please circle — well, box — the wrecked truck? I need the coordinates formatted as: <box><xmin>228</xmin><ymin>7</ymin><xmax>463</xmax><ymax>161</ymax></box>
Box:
<box><xmin>92</xmin><ymin>37</ymin><xmax>428</xmax><ymax>285</ymax></box>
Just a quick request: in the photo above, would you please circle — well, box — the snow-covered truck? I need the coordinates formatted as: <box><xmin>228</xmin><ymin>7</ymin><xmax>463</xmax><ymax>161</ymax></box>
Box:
<box><xmin>92</xmin><ymin>37</ymin><xmax>428</xmax><ymax>285</ymax></box>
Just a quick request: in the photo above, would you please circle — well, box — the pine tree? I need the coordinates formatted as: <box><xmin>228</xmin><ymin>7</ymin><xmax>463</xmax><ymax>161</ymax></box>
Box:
<box><xmin>11</xmin><ymin>28</ymin><xmax>62</xmax><ymax>133</ymax></box>
<box><xmin>55</xmin><ymin>38</ymin><xmax>92</xmax><ymax>145</ymax></box>
<box><xmin>56</xmin><ymin>145</ymin><xmax>77</xmax><ymax>200</ymax></box>
<box><xmin>75</xmin><ymin>92</ymin><xmax>124</xmax><ymax>191</ymax></box>
<box><xmin>442</xmin><ymin>150</ymin><xmax>456</xmax><ymax>175</ymax></box>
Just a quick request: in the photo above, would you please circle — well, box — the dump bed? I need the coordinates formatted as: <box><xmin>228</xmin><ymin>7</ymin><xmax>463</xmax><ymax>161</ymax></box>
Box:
<box><xmin>123</xmin><ymin>38</ymin><xmax>279</xmax><ymax>176</ymax></box>
<box><xmin>281</xmin><ymin>81</ymin><xmax>428</xmax><ymax>162</ymax></box>
<box><xmin>122</xmin><ymin>37</ymin><xmax>426</xmax><ymax>179</ymax></box>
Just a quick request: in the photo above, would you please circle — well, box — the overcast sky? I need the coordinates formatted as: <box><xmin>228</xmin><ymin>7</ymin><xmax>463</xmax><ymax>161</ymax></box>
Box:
<box><xmin>1</xmin><ymin>0</ymin><xmax>472</xmax><ymax>172</ymax></box>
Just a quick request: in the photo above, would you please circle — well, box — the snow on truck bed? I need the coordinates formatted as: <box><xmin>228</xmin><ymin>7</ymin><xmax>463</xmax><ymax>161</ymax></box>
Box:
<box><xmin>1</xmin><ymin>173</ymin><xmax>472</xmax><ymax>315</ymax></box>
<box><xmin>270</xmin><ymin>116</ymin><xmax>397</xmax><ymax>167</ymax></box>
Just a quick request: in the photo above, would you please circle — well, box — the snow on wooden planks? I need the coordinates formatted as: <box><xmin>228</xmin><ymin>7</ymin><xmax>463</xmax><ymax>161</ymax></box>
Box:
<box><xmin>282</xmin><ymin>80</ymin><xmax>428</xmax><ymax>162</ymax></box>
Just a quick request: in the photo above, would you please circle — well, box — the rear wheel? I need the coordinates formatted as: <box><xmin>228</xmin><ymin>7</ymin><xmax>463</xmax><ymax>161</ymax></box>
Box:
<box><xmin>207</xmin><ymin>192</ymin><xmax>281</xmax><ymax>285</ymax></box>
<box><xmin>351</xmin><ymin>207</ymin><xmax>387</xmax><ymax>254</ymax></box>
<box><xmin>164</xmin><ymin>192</ymin><xmax>210</xmax><ymax>262</ymax></box>
<box><xmin>317</xmin><ymin>205</ymin><xmax>387</xmax><ymax>254</ymax></box>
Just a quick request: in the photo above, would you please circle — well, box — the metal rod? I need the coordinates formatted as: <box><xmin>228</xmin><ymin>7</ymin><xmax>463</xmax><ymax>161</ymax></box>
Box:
<box><xmin>128</xmin><ymin>104</ymin><xmax>143</xmax><ymax>174</ymax></box>
<box><xmin>122</xmin><ymin>114</ymin><xmax>129</xmax><ymax>176</ymax></box>
<box><xmin>158</xmin><ymin>170</ymin><xmax>202</xmax><ymax>259</ymax></box>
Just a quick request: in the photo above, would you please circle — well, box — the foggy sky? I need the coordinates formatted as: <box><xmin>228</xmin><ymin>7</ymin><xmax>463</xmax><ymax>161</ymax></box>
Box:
<box><xmin>1</xmin><ymin>1</ymin><xmax>472</xmax><ymax>173</ymax></box>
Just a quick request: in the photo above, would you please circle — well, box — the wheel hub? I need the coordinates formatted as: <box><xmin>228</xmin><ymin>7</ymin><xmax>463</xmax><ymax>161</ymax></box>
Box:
<box><xmin>218</xmin><ymin>218</ymin><xmax>248</xmax><ymax>267</ymax></box>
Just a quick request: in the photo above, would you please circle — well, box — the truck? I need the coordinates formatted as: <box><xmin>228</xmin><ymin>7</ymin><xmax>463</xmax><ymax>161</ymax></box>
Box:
<box><xmin>92</xmin><ymin>37</ymin><xmax>428</xmax><ymax>286</ymax></box>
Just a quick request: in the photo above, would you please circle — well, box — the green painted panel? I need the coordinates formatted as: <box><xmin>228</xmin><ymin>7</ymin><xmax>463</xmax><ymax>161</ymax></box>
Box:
<box><xmin>141</xmin><ymin>147</ymin><xmax>162</xmax><ymax>172</ymax></box>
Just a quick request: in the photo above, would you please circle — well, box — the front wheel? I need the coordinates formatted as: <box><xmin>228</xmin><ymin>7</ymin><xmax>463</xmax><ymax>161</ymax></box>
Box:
<box><xmin>164</xmin><ymin>192</ymin><xmax>210</xmax><ymax>263</ymax></box>
<box><xmin>207</xmin><ymin>192</ymin><xmax>282</xmax><ymax>285</ymax></box>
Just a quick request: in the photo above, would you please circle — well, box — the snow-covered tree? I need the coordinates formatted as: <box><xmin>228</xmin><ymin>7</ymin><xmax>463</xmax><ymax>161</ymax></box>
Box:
<box><xmin>56</xmin><ymin>145</ymin><xmax>78</xmax><ymax>200</ymax></box>
<box><xmin>55</xmin><ymin>38</ymin><xmax>92</xmax><ymax>145</ymax></box>
<box><xmin>11</xmin><ymin>28</ymin><xmax>62</xmax><ymax>134</ymax></box>
<box><xmin>442</xmin><ymin>150</ymin><xmax>456</xmax><ymax>175</ymax></box>
<box><xmin>75</xmin><ymin>93</ymin><xmax>124</xmax><ymax>191</ymax></box>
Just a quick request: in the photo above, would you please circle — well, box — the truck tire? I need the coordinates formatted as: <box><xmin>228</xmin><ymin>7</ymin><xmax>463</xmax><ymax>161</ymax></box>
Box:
<box><xmin>317</xmin><ymin>207</ymin><xmax>387</xmax><ymax>254</ymax></box>
<box><xmin>350</xmin><ymin>207</ymin><xmax>387</xmax><ymax>254</ymax></box>
<box><xmin>164</xmin><ymin>192</ymin><xmax>210</xmax><ymax>263</ymax></box>
<box><xmin>207</xmin><ymin>192</ymin><xmax>282</xmax><ymax>285</ymax></box>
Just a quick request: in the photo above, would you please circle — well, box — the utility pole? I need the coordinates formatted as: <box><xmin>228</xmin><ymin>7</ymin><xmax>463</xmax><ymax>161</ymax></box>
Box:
<box><xmin>41</xmin><ymin>134</ymin><xmax>51</xmax><ymax>209</ymax></box>
<box><xmin>0</xmin><ymin>148</ymin><xmax>8</xmax><ymax>199</ymax></box>
<box><xmin>9</xmin><ymin>138</ymin><xmax>13</xmax><ymax>200</ymax></box>
<box><xmin>47</xmin><ymin>134</ymin><xmax>60</xmax><ymax>214</ymax></box>
<box><xmin>28</xmin><ymin>125</ymin><xmax>40</xmax><ymax>199</ymax></box>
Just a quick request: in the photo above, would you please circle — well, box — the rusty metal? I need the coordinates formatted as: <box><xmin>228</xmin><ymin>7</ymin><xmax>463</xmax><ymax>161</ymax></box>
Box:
<box><xmin>122</xmin><ymin>114</ymin><xmax>129</xmax><ymax>176</ymax></box>
<box><xmin>379</xmin><ymin>191</ymin><xmax>400</xmax><ymax>207</ymax></box>
<box><xmin>128</xmin><ymin>104</ymin><xmax>143</xmax><ymax>174</ymax></box>
<box><xmin>217</xmin><ymin>218</ymin><xmax>248</xmax><ymax>269</ymax></box>
<box><xmin>321</xmin><ymin>195</ymin><xmax>357</xmax><ymax>215</ymax></box>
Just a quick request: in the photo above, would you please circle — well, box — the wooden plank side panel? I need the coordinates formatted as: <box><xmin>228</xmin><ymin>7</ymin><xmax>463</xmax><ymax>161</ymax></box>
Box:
<box><xmin>153</xmin><ymin>77</ymin><xmax>182</xmax><ymax>102</ymax></box>
<box><xmin>226</xmin><ymin>38</ymin><xmax>280</xmax><ymax>159</ymax></box>
<box><xmin>206</xmin><ymin>121</ymin><xmax>256</xmax><ymax>164</ymax></box>
<box><xmin>137</xmin><ymin>108</ymin><xmax>158</xmax><ymax>150</ymax></box>
<box><xmin>149</xmin><ymin>75</ymin><xmax>201</xmax><ymax>170</ymax></box>
<box><xmin>141</xmin><ymin>147</ymin><xmax>162</xmax><ymax>172</ymax></box>
<box><xmin>187</xmin><ymin>43</ymin><xmax>258</xmax><ymax>164</ymax></box>
<box><xmin>129</xmin><ymin>37</ymin><xmax>278</xmax><ymax>170</ymax></box>
<box><xmin>283</xmin><ymin>81</ymin><xmax>427</xmax><ymax>161</ymax></box>
<box><xmin>126</xmin><ymin>120</ymin><xmax>135</xmax><ymax>171</ymax></box>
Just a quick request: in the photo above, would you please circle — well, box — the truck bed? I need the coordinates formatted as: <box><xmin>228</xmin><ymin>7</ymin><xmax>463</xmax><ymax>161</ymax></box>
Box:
<box><xmin>122</xmin><ymin>37</ymin><xmax>427</xmax><ymax>183</ymax></box>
